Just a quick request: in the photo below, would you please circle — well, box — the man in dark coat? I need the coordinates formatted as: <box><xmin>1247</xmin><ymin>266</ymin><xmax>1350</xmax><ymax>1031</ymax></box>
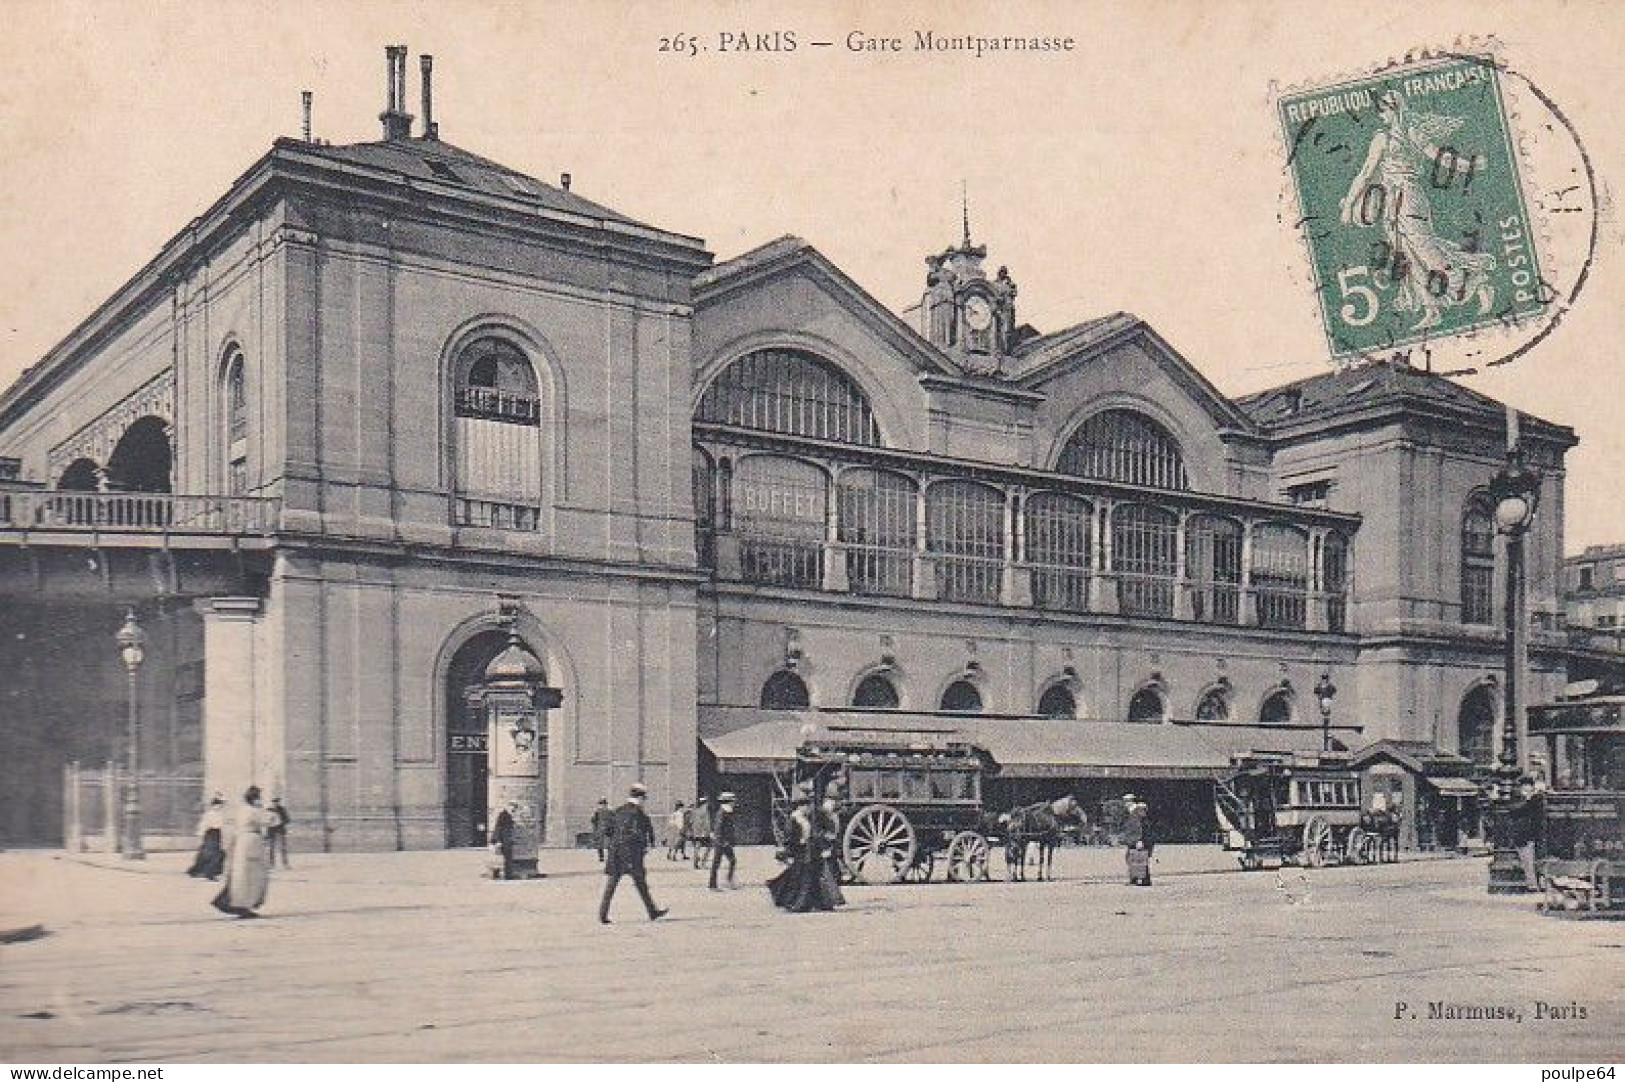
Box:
<box><xmin>709</xmin><ymin>792</ymin><xmax>738</xmax><ymax>889</ymax></box>
<box><xmin>599</xmin><ymin>783</ymin><xmax>667</xmax><ymax>923</ymax></box>
<box><xmin>589</xmin><ymin>798</ymin><xmax>612</xmax><ymax>863</ymax></box>
<box><xmin>266</xmin><ymin>796</ymin><xmax>292</xmax><ymax>869</ymax></box>
<box><xmin>1123</xmin><ymin>793</ymin><xmax>1152</xmax><ymax>886</ymax></box>
<box><xmin>491</xmin><ymin>800</ymin><xmax>518</xmax><ymax>880</ymax></box>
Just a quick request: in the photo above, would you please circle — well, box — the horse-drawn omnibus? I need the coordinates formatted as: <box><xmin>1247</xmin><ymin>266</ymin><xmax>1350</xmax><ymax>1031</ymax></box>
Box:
<box><xmin>1214</xmin><ymin>751</ymin><xmax>1398</xmax><ymax>869</ymax></box>
<box><xmin>1528</xmin><ymin>693</ymin><xmax>1625</xmax><ymax>914</ymax></box>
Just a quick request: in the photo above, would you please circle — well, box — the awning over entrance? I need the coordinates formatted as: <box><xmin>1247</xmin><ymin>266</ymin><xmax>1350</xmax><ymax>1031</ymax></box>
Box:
<box><xmin>698</xmin><ymin>707</ymin><xmax>1353</xmax><ymax>781</ymax></box>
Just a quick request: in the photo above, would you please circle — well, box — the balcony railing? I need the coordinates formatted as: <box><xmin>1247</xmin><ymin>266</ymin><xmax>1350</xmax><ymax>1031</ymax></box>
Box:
<box><xmin>0</xmin><ymin>490</ymin><xmax>279</xmax><ymax>536</ymax></box>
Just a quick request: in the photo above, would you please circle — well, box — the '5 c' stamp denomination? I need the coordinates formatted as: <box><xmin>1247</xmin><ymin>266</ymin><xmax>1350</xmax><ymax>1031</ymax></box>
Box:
<box><xmin>1281</xmin><ymin>56</ymin><xmax>1543</xmax><ymax>360</ymax></box>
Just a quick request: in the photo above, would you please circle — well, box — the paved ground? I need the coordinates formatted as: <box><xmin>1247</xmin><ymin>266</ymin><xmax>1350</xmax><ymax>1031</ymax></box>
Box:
<box><xmin>0</xmin><ymin>844</ymin><xmax>1621</xmax><ymax>1063</ymax></box>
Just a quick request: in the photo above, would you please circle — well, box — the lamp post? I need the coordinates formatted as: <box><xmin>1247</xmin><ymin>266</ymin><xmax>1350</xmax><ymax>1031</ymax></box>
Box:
<box><xmin>1486</xmin><ymin>446</ymin><xmax>1541</xmax><ymax>893</ymax></box>
<box><xmin>1314</xmin><ymin>672</ymin><xmax>1338</xmax><ymax>753</ymax></box>
<box><xmin>115</xmin><ymin>609</ymin><xmax>147</xmax><ymax>860</ymax></box>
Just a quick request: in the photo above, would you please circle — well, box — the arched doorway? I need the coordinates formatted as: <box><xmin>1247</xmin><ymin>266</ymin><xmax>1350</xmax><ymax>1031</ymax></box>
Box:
<box><xmin>104</xmin><ymin>416</ymin><xmax>172</xmax><ymax>492</ymax></box>
<box><xmin>444</xmin><ymin>629</ymin><xmax>525</xmax><ymax>846</ymax></box>
<box><xmin>1458</xmin><ymin>685</ymin><xmax>1497</xmax><ymax>768</ymax></box>
<box><xmin>57</xmin><ymin>458</ymin><xmax>101</xmax><ymax>491</ymax></box>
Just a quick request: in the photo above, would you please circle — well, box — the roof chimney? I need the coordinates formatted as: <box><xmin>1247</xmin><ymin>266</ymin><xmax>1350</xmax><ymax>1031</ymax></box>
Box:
<box><xmin>301</xmin><ymin>90</ymin><xmax>313</xmax><ymax>142</ymax></box>
<box><xmin>379</xmin><ymin>45</ymin><xmax>414</xmax><ymax>141</ymax></box>
<box><xmin>419</xmin><ymin>54</ymin><xmax>438</xmax><ymax>139</ymax></box>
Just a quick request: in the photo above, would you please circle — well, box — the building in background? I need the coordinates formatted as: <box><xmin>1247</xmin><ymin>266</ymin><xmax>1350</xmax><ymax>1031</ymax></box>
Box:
<box><xmin>0</xmin><ymin>50</ymin><xmax>1578</xmax><ymax>850</ymax></box>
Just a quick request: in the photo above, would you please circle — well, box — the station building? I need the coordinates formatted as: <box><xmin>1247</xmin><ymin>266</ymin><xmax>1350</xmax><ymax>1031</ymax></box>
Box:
<box><xmin>0</xmin><ymin>52</ymin><xmax>1578</xmax><ymax>850</ymax></box>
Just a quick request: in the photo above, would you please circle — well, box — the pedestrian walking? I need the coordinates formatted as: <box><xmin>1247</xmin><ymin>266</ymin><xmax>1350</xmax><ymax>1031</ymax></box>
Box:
<box><xmin>211</xmin><ymin>786</ymin><xmax>273</xmax><ymax>918</ymax></box>
<box><xmin>709</xmin><ymin>792</ymin><xmax>738</xmax><ymax>889</ymax></box>
<box><xmin>767</xmin><ymin>790</ymin><xmax>844</xmax><ymax>913</ymax></box>
<box><xmin>266</xmin><ymin>795</ymin><xmax>292</xmax><ymax>868</ymax></box>
<box><xmin>599</xmin><ymin>783</ymin><xmax>667</xmax><ymax>924</ymax></box>
<box><xmin>1511</xmin><ymin>775</ymin><xmax>1544</xmax><ymax>889</ymax></box>
<box><xmin>590</xmin><ymin>797</ymin><xmax>612</xmax><ymax>863</ymax></box>
<box><xmin>490</xmin><ymin>800</ymin><xmax>519</xmax><ymax>880</ymax></box>
<box><xmin>666</xmin><ymin>801</ymin><xmax>688</xmax><ymax>860</ymax></box>
<box><xmin>186</xmin><ymin>794</ymin><xmax>227</xmax><ymax>880</ymax></box>
<box><xmin>1123</xmin><ymin>792</ymin><xmax>1152</xmax><ymax>886</ymax></box>
<box><xmin>689</xmin><ymin>795</ymin><xmax>713</xmax><ymax>870</ymax></box>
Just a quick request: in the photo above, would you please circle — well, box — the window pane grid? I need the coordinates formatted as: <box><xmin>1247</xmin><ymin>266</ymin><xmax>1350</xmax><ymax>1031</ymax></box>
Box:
<box><xmin>1462</xmin><ymin>504</ymin><xmax>1495</xmax><ymax>624</ymax></box>
<box><xmin>928</xmin><ymin>481</ymin><xmax>1005</xmax><ymax>604</ymax></box>
<box><xmin>838</xmin><ymin>469</ymin><xmax>915</xmax><ymax>597</ymax></box>
<box><xmin>456</xmin><ymin>498</ymin><xmax>540</xmax><ymax>530</ymax></box>
<box><xmin>693</xmin><ymin>452</ymin><xmax>716</xmax><ymax>571</ymax></box>
<box><xmin>1324</xmin><ymin>532</ymin><xmax>1350</xmax><ymax>632</ymax></box>
<box><xmin>697</xmin><ymin>349</ymin><xmax>880</xmax><ymax>446</ymax></box>
<box><xmin>1186</xmin><ymin>515</ymin><xmax>1242</xmax><ymax>624</ymax></box>
<box><xmin>1058</xmin><ymin>410</ymin><xmax>1188</xmax><ymax>490</ymax></box>
<box><xmin>1253</xmin><ymin>523</ymin><xmax>1309</xmax><ymax>630</ymax></box>
<box><xmin>1113</xmin><ymin>504</ymin><xmax>1177</xmax><ymax>617</ymax></box>
<box><xmin>735</xmin><ymin>457</ymin><xmax>826</xmax><ymax>588</ymax></box>
<box><xmin>1026</xmin><ymin>493</ymin><xmax>1091</xmax><ymax>611</ymax></box>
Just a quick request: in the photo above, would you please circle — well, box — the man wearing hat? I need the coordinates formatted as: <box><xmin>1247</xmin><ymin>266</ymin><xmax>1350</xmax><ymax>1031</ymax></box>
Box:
<box><xmin>590</xmin><ymin>797</ymin><xmax>612</xmax><ymax>863</ymax></box>
<box><xmin>1122</xmin><ymin>793</ymin><xmax>1152</xmax><ymax>886</ymax></box>
<box><xmin>709</xmin><ymin>791</ymin><xmax>738</xmax><ymax>890</ymax></box>
<box><xmin>599</xmin><ymin>783</ymin><xmax>667</xmax><ymax>923</ymax></box>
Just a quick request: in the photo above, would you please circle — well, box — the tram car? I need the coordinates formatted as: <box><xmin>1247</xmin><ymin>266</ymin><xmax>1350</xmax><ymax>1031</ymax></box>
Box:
<box><xmin>1214</xmin><ymin>750</ymin><xmax>1391</xmax><ymax>869</ymax></box>
<box><xmin>770</xmin><ymin>727</ymin><xmax>998</xmax><ymax>884</ymax></box>
<box><xmin>1528</xmin><ymin>690</ymin><xmax>1625</xmax><ymax>914</ymax></box>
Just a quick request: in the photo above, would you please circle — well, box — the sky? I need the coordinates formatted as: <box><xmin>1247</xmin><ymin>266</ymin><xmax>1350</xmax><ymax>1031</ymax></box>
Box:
<box><xmin>1</xmin><ymin>0</ymin><xmax>1621</xmax><ymax>551</ymax></box>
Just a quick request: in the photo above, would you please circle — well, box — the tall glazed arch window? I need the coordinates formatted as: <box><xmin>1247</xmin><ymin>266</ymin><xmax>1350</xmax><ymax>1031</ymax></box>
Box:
<box><xmin>1026</xmin><ymin>492</ymin><xmax>1091</xmax><ymax>611</ymax></box>
<box><xmin>1057</xmin><ymin>409</ymin><xmax>1188</xmax><ymax>490</ymax></box>
<box><xmin>734</xmin><ymin>456</ymin><xmax>826</xmax><ymax>588</ymax></box>
<box><xmin>928</xmin><ymin>480</ymin><xmax>1005</xmax><ymax>604</ymax></box>
<box><xmin>693</xmin><ymin>449</ymin><xmax>716</xmax><ymax>571</ymax></box>
<box><xmin>1324</xmin><ymin>531</ymin><xmax>1351</xmax><ymax>632</ymax></box>
<box><xmin>838</xmin><ymin>468</ymin><xmax>915</xmax><ymax>597</ymax></box>
<box><xmin>1113</xmin><ymin>504</ymin><xmax>1178</xmax><ymax>617</ymax></box>
<box><xmin>1252</xmin><ymin>523</ymin><xmax>1309</xmax><ymax>630</ymax></box>
<box><xmin>696</xmin><ymin>348</ymin><xmax>880</xmax><ymax>446</ymax></box>
<box><xmin>222</xmin><ymin>349</ymin><xmax>249</xmax><ymax>495</ymax></box>
<box><xmin>453</xmin><ymin>336</ymin><xmax>542</xmax><ymax>530</ymax></box>
<box><xmin>1186</xmin><ymin>514</ymin><xmax>1242</xmax><ymax>624</ymax></box>
<box><xmin>1461</xmin><ymin>498</ymin><xmax>1495</xmax><ymax>625</ymax></box>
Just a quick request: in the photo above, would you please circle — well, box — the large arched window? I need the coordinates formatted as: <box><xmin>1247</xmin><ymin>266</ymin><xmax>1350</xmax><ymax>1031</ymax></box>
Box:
<box><xmin>1186</xmin><ymin>515</ymin><xmax>1242</xmax><ymax>624</ymax></box>
<box><xmin>761</xmin><ymin>670</ymin><xmax>810</xmax><ymax>710</ymax></box>
<box><xmin>1259</xmin><ymin>688</ymin><xmax>1295</xmax><ymax>725</ymax></box>
<box><xmin>1195</xmin><ymin>687</ymin><xmax>1232</xmax><ymax>721</ymax></box>
<box><xmin>1461</xmin><ymin>497</ymin><xmax>1495</xmax><ymax>625</ymax></box>
<box><xmin>696</xmin><ymin>349</ymin><xmax>880</xmax><ymax>446</ymax></box>
<box><xmin>453</xmin><ymin>335</ymin><xmax>542</xmax><ymax>530</ymax></box>
<box><xmin>1324</xmin><ymin>531</ymin><xmax>1351</xmax><ymax>632</ymax></box>
<box><xmin>223</xmin><ymin>349</ymin><xmax>249</xmax><ymax>495</ymax></box>
<box><xmin>1113</xmin><ymin>504</ymin><xmax>1178</xmax><ymax>617</ymax></box>
<box><xmin>105</xmin><ymin>417</ymin><xmax>172</xmax><ymax>494</ymax></box>
<box><xmin>1458</xmin><ymin>685</ymin><xmax>1497</xmax><ymax>767</ymax></box>
<box><xmin>928</xmin><ymin>480</ymin><xmax>1005</xmax><ymax>604</ymax></box>
<box><xmin>734</xmin><ymin>456</ymin><xmax>826</xmax><ymax>587</ymax></box>
<box><xmin>1127</xmin><ymin>687</ymin><xmax>1166</xmax><ymax>723</ymax></box>
<box><xmin>1026</xmin><ymin>492</ymin><xmax>1091</xmax><ymax>611</ymax></box>
<box><xmin>1252</xmin><ymin>523</ymin><xmax>1309</xmax><ymax>630</ymax></box>
<box><xmin>1037</xmin><ymin>683</ymin><xmax>1078</xmax><ymax>719</ymax></box>
<box><xmin>838</xmin><ymin>468</ymin><xmax>915</xmax><ymax>597</ymax></box>
<box><xmin>1057</xmin><ymin>409</ymin><xmax>1188</xmax><ymax>490</ymax></box>
<box><xmin>853</xmin><ymin>673</ymin><xmax>901</xmax><ymax>709</ymax></box>
<box><xmin>940</xmin><ymin>679</ymin><xmax>984</xmax><ymax>713</ymax></box>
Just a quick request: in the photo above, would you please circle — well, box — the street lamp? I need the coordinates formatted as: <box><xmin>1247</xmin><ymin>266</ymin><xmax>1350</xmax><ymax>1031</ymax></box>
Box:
<box><xmin>1486</xmin><ymin>446</ymin><xmax>1541</xmax><ymax>893</ymax></box>
<box><xmin>1314</xmin><ymin>672</ymin><xmax>1338</xmax><ymax>753</ymax></box>
<box><xmin>115</xmin><ymin>609</ymin><xmax>146</xmax><ymax>860</ymax></box>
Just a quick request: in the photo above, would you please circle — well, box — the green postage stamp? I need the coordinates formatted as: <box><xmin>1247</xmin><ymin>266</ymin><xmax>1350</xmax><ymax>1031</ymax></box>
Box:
<box><xmin>1280</xmin><ymin>56</ymin><xmax>1544</xmax><ymax>359</ymax></box>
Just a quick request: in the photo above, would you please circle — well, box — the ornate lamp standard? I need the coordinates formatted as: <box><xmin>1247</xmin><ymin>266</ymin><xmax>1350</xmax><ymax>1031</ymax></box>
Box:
<box><xmin>1314</xmin><ymin>672</ymin><xmax>1338</xmax><ymax>753</ymax></box>
<box><xmin>115</xmin><ymin>609</ymin><xmax>147</xmax><ymax>860</ymax></box>
<box><xmin>1486</xmin><ymin>446</ymin><xmax>1541</xmax><ymax>893</ymax></box>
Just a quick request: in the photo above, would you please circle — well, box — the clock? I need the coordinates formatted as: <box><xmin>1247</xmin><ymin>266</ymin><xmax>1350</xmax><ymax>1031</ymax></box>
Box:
<box><xmin>964</xmin><ymin>295</ymin><xmax>994</xmax><ymax>332</ymax></box>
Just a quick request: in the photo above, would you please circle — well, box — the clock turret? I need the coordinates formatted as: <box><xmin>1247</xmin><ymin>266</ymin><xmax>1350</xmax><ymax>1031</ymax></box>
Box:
<box><xmin>918</xmin><ymin>226</ymin><xmax>1017</xmax><ymax>376</ymax></box>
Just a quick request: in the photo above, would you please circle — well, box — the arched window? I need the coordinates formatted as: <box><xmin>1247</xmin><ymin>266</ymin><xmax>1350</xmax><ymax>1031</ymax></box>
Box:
<box><xmin>452</xmin><ymin>335</ymin><xmax>542</xmax><ymax>530</ymax></box>
<box><xmin>1186</xmin><ymin>515</ymin><xmax>1242</xmax><ymax>624</ymax></box>
<box><xmin>105</xmin><ymin>417</ymin><xmax>172</xmax><ymax>493</ymax></box>
<box><xmin>693</xmin><ymin>449</ymin><xmax>715</xmax><ymax>571</ymax></box>
<box><xmin>1252</xmin><ymin>523</ymin><xmax>1309</xmax><ymax>630</ymax></box>
<box><xmin>1127</xmin><ymin>687</ymin><xmax>1166</xmax><ymax>723</ymax></box>
<box><xmin>696</xmin><ymin>349</ymin><xmax>880</xmax><ymax>446</ymax></box>
<box><xmin>928</xmin><ymin>480</ymin><xmax>1005</xmax><ymax>604</ymax></box>
<box><xmin>1260</xmin><ymin>688</ymin><xmax>1295</xmax><ymax>725</ymax></box>
<box><xmin>1026</xmin><ymin>492</ymin><xmax>1091</xmax><ymax>611</ymax></box>
<box><xmin>853</xmin><ymin>673</ymin><xmax>901</xmax><ymax>709</ymax></box>
<box><xmin>1037</xmin><ymin>683</ymin><xmax>1078</xmax><ymax>719</ymax></box>
<box><xmin>1057</xmin><ymin>409</ymin><xmax>1188</xmax><ymax>490</ymax></box>
<box><xmin>1195</xmin><ymin>687</ymin><xmax>1231</xmax><ymax>721</ymax></box>
<box><xmin>940</xmin><ymin>679</ymin><xmax>984</xmax><ymax>713</ymax></box>
<box><xmin>1324</xmin><ymin>531</ymin><xmax>1351</xmax><ymax>632</ymax></box>
<box><xmin>838</xmin><ymin>468</ymin><xmax>915</xmax><ymax>597</ymax></box>
<box><xmin>1461</xmin><ymin>497</ymin><xmax>1495</xmax><ymax>625</ymax></box>
<box><xmin>760</xmin><ymin>670</ymin><xmax>810</xmax><ymax>710</ymax></box>
<box><xmin>734</xmin><ymin>456</ymin><xmax>826</xmax><ymax>587</ymax></box>
<box><xmin>57</xmin><ymin>458</ymin><xmax>100</xmax><ymax>492</ymax></box>
<box><xmin>223</xmin><ymin>350</ymin><xmax>249</xmax><ymax>495</ymax></box>
<box><xmin>1458</xmin><ymin>685</ymin><xmax>1497</xmax><ymax>767</ymax></box>
<box><xmin>1113</xmin><ymin>504</ymin><xmax>1178</xmax><ymax>617</ymax></box>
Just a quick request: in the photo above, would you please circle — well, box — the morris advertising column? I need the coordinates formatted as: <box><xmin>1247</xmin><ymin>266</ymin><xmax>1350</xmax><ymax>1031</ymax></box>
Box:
<box><xmin>480</xmin><ymin>633</ymin><xmax>562</xmax><ymax>879</ymax></box>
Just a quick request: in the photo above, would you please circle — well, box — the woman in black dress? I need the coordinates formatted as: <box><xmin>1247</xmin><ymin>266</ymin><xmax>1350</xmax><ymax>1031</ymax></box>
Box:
<box><xmin>186</xmin><ymin>795</ymin><xmax>227</xmax><ymax>880</ymax></box>
<box><xmin>767</xmin><ymin>796</ymin><xmax>845</xmax><ymax>912</ymax></box>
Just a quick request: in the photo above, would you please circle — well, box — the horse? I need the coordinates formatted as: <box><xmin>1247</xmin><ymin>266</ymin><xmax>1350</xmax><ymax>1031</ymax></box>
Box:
<box><xmin>1004</xmin><ymin>795</ymin><xmax>1087</xmax><ymax>881</ymax></box>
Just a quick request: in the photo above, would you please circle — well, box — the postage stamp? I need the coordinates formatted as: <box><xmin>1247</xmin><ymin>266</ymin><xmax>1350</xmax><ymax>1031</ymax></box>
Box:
<box><xmin>1280</xmin><ymin>55</ymin><xmax>1544</xmax><ymax>360</ymax></box>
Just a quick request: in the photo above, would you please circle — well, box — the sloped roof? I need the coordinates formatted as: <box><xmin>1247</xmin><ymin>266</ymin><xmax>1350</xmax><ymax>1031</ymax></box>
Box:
<box><xmin>1008</xmin><ymin>312</ymin><xmax>1142</xmax><ymax>373</ymax></box>
<box><xmin>1350</xmin><ymin>738</ymin><xmax>1478</xmax><ymax>776</ymax></box>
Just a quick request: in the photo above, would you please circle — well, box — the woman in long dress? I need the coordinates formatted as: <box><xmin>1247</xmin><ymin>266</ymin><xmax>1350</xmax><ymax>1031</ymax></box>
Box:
<box><xmin>212</xmin><ymin>786</ymin><xmax>272</xmax><ymax>918</ymax></box>
<box><xmin>767</xmin><ymin>797</ymin><xmax>845</xmax><ymax>913</ymax></box>
<box><xmin>185</xmin><ymin>795</ymin><xmax>227</xmax><ymax>880</ymax></box>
